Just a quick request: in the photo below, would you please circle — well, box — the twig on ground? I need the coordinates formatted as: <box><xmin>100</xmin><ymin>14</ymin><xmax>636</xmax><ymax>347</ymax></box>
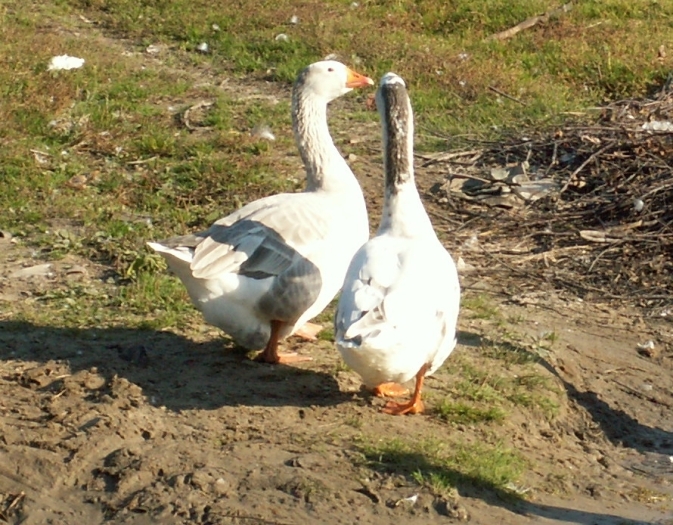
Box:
<box><xmin>424</xmin><ymin>89</ymin><xmax>673</xmax><ymax>309</ymax></box>
<box><xmin>485</xmin><ymin>3</ymin><xmax>573</xmax><ymax>42</ymax></box>
<box><xmin>487</xmin><ymin>86</ymin><xmax>527</xmax><ymax>106</ymax></box>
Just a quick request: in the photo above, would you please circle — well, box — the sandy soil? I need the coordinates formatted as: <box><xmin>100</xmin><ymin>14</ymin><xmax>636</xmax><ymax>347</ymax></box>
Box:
<box><xmin>1</xmin><ymin>17</ymin><xmax>673</xmax><ymax>525</ymax></box>
<box><xmin>1</xmin><ymin>240</ymin><xmax>672</xmax><ymax>525</ymax></box>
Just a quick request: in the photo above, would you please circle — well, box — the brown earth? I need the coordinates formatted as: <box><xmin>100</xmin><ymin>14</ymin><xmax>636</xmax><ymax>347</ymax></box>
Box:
<box><xmin>1</xmin><ymin>15</ymin><xmax>673</xmax><ymax>525</ymax></box>
<box><xmin>2</xmin><ymin>237</ymin><xmax>673</xmax><ymax>525</ymax></box>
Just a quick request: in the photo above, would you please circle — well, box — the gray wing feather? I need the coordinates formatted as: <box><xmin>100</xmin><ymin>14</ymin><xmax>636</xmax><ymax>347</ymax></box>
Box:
<box><xmin>155</xmin><ymin>194</ymin><xmax>328</xmax><ymax>322</ymax></box>
<box><xmin>191</xmin><ymin>220</ymin><xmax>298</xmax><ymax>280</ymax></box>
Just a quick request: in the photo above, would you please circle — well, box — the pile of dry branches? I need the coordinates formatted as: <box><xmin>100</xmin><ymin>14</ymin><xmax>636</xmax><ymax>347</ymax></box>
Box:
<box><xmin>428</xmin><ymin>84</ymin><xmax>673</xmax><ymax>310</ymax></box>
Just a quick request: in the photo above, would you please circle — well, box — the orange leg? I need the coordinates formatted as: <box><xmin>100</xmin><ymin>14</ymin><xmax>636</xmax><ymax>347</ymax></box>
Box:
<box><xmin>373</xmin><ymin>382</ymin><xmax>409</xmax><ymax>398</ymax></box>
<box><xmin>255</xmin><ymin>320</ymin><xmax>312</xmax><ymax>364</ymax></box>
<box><xmin>382</xmin><ymin>364</ymin><xmax>430</xmax><ymax>415</ymax></box>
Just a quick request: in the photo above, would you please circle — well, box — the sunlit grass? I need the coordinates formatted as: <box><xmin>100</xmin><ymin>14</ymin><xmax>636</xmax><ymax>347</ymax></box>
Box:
<box><xmin>359</xmin><ymin>436</ymin><xmax>526</xmax><ymax>494</ymax></box>
<box><xmin>433</xmin><ymin>400</ymin><xmax>506</xmax><ymax>424</ymax></box>
<box><xmin>1</xmin><ymin>0</ymin><xmax>671</xmax><ymax>334</ymax></box>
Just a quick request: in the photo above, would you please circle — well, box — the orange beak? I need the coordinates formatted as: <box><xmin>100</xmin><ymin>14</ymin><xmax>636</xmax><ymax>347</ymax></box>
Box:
<box><xmin>346</xmin><ymin>68</ymin><xmax>375</xmax><ymax>88</ymax></box>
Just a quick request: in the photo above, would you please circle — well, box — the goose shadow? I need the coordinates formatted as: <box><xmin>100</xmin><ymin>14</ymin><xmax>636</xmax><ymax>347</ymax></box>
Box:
<box><xmin>362</xmin><ymin>446</ymin><xmax>670</xmax><ymax>525</ymax></box>
<box><xmin>457</xmin><ymin>330</ymin><xmax>673</xmax><ymax>458</ymax></box>
<box><xmin>0</xmin><ymin>320</ymin><xmax>349</xmax><ymax>411</ymax></box>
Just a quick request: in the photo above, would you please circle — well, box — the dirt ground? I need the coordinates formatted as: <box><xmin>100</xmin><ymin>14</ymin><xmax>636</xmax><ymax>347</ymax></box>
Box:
<box><xmin>2</xmin><ymin>236</ymin><xmax>673</xmax><ymax>525</ymax></box>
<box><xmin>2</xmin><ymin>18</ymin><xmax>673</xmax><ymax>525</ymax></box>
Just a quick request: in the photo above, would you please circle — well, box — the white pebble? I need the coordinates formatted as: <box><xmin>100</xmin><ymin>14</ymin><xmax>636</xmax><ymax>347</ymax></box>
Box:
<box><xmin>637</xmin><ymin>340</ymin><xmax>655</xmax><ymax>351</ymax></box>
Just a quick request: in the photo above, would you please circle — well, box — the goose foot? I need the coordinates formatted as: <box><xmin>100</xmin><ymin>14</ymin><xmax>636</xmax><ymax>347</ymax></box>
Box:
<box><xmin>270</xmin><ymin>352</ymin><xmax>313</xmax><ymax>364</ymax></box>
<box><xmin>255</xmin><ymin>348</ymin><xmax>312</xmax><ymax>364</ymax></box>
<box><xmin>382</xmin><ymin>398</ymin><xmax>425</xmax><ymax>415</ymax></box>
<box><xmin>373</xmin><ymin>383</ymin><xmax>409</xmax><ymax>398</ymax></box>
<box><xmin>380</xmin><ymin>364</ymin><xmax>429</xmax><ymax>416</ymax></box>
<box><xmin>293</xmin><ymin>322</ymin><xmax>323</xmax><ymax>341</ymax></box>
<box><xmin>255</xmin><ymin>320</ymin><xmax>312</xmax><ymax>364</ymax></box>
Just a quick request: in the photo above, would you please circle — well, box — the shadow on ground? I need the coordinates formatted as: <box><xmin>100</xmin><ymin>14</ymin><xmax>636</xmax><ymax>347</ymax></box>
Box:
<box><xmin>0</xmin><ymin>320</ymin><xmax>348</xmax><ymax>411</ymax></box>
<box><xmin>458</xmin><ymin>330</ymin><xmax>673</xmax><ymax>458</ymax></box>
<box><xmin>364</xmin><ymin>446</ymin><xmax>672</xmax><ymax>525</ymax></box>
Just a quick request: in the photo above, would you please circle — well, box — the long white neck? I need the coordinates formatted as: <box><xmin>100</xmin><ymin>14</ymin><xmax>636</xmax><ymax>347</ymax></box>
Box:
<box><xmin>292</xmin><ymin>87</ymin><xmax>357</xmax><ymax>193</ymax></box>
<box><xmin>377</xmin><ymin>93</ymin><xmax>435</xmax><ymax>238</ymax></box>
<box><xmin>378</xmin><ymin>179</ymin><xmax>435</xmax><ymax>238</ymax></box>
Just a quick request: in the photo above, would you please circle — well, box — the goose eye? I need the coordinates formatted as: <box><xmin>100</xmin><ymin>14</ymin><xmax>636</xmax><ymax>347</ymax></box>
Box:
<box><xmin>327</xmin><ymin>67</ymin><xmax>334</xmax><ymax>72</ymax></box>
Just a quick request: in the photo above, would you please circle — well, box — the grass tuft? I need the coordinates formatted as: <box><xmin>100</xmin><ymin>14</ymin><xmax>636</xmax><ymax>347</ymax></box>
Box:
<box><xmin>434</xmin><ymin>400</ymin><xmax>506</xmax><ymax>425</ymax></box>
<box><xmin>360</xmin><ymin>437</ymin><xmax>526</xmax><ymax>494</ymax></box>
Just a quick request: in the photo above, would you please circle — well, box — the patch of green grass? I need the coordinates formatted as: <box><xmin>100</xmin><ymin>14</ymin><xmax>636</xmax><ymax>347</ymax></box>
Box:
<box><xmin>54</xmin><ymin>0</ymin><xmax>672</xmax><ymax>142</ymax></box>
<box><xmin>360</xmin><ymin>437</ymin><xmax>526</xmax><ymax>494</ymax></box>
<box><xmin>1</xmin><ymin>0</ymin><xmax>671</xmax><ymax>342</ymax></box>
<box><xmin>479</xmin><ymin>338</ymin><xmax>540</xmax><ymax>366</ymax></box>
<box><xmin>627</xmin><ymin>486</ymin><xmax>670</xmax><ymax>504</ymax></box>
<box><xmin>279</xmin><ymin>475</ymin><xmax>330</xmax><ymax>503</ymax></box>
<box><xmin>442</xmin><ymin>354</ymin><xmax>560</xmax><ymax>421</ymax></box>
<box><xmin>434</xmin><ymin>399</ymin><xmax>506</xmax><ymax>425</ymax></box>
<box><xmin>344</xmin><ymin>415</ymin><xmax>363</xmax><ymax>429</ymax></box>
<box><xmin>462</xmin><ymin>294</ymin><xmax>500</xmax><ymax>320</ymax></box>
<box><xmin>332</xmin><ymin>360</ymin><xmax>351</xmax><ymax>374</ymax></box>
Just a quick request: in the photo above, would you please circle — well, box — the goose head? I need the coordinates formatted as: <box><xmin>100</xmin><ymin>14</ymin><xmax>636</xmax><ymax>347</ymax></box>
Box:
<box><xmin>295</xmin><ymin>60</ymin><xmax>374</xmax><ymax>103</ymax></box>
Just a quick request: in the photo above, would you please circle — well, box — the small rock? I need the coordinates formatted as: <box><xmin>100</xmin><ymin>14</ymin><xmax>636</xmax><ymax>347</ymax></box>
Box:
<box><xmin>347</xmin><ymin>153</ymin><xmax>357</xmax><ymax>162</ymax></box>
<box><xmin>586</xmin><ymin>484</ymin><xmax>603</xmax><ymax>499</ymax></box>
<box><xmin>275</xmin><ymin>33</ymin><xmax>289</xmax><ymax>42</ymax></box>
<box><xmin>68</xmin><ymin>174</ymin><xmax>89</xmax><ymax>189</ymax></box>
<box><xmin>173</xmin><ymin>474</ymin><xmax>187</xmax><ymax>488</ymax></box>
<box><xmin>0</xmin><ymin>231</ymin><xmax>13</xmax><ymax>244</ymax></box>
<box><xmin>213</xmin><ymin>477</ymin><xmax>230</xmax><ymax>495</ymax></box>
<box><xmin>190</xmin><ymin>470</ymin><xmax>213</xmax><ymax>491</ymax></box>
<box><xmin>456</xmin><ymin>256</ymin><xmax>476</xmax><ymax>274</ymax></box>
<box><xmin>10</xmin><ymin>263</ymin><xmax>54</xmax><ymax>279</ymax></box>
<box><xmin>196</xmin><ymin>42</ymin><xmax>209</xmax><ymax>54</ymax></box>
<box><xmin>286</xmin><ymin>454</ymin><xmax>322</xmax><ymax>469</ymax></box>
<box><xmin>290</xmin><ymin>15</ymin><xmax>299</xmax><ymax>24</ymax></box>
<box><xmin>636</xmin><ymin>340</ymin><xmax>658</xmax><ymax>358</ymax></box>
<box><xmin>211</xmin><ymin>23</ymin><xmax>221</xmax><ymax>32</ymax></box>
<box><xmin>435</xmin><ymin>497</ymin><xmax>469</xmax><ymax>520</ymax></box>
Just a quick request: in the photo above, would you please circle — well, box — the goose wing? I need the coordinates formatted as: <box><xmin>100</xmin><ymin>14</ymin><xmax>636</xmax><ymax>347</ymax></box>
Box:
<box><xmin>188</xmin><ymin>193</ymin><xmax>330</xmax><ymax>281</ymax></box>
<box><xmin>336</xmin><ymin>239</ymin><xmax>458</xmax><ymax>348</ymax></box>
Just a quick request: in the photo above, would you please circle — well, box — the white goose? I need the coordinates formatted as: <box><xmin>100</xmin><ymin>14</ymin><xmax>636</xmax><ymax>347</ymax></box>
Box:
<box><xmin>148</xmin><ymin>61</ymin><xmax>372</xmax><ymax>364</ymax></box>
<box><xmin>334</xmin><ymin>73</ymin><xmax>461</xmax><ymax>415</ymax></box>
